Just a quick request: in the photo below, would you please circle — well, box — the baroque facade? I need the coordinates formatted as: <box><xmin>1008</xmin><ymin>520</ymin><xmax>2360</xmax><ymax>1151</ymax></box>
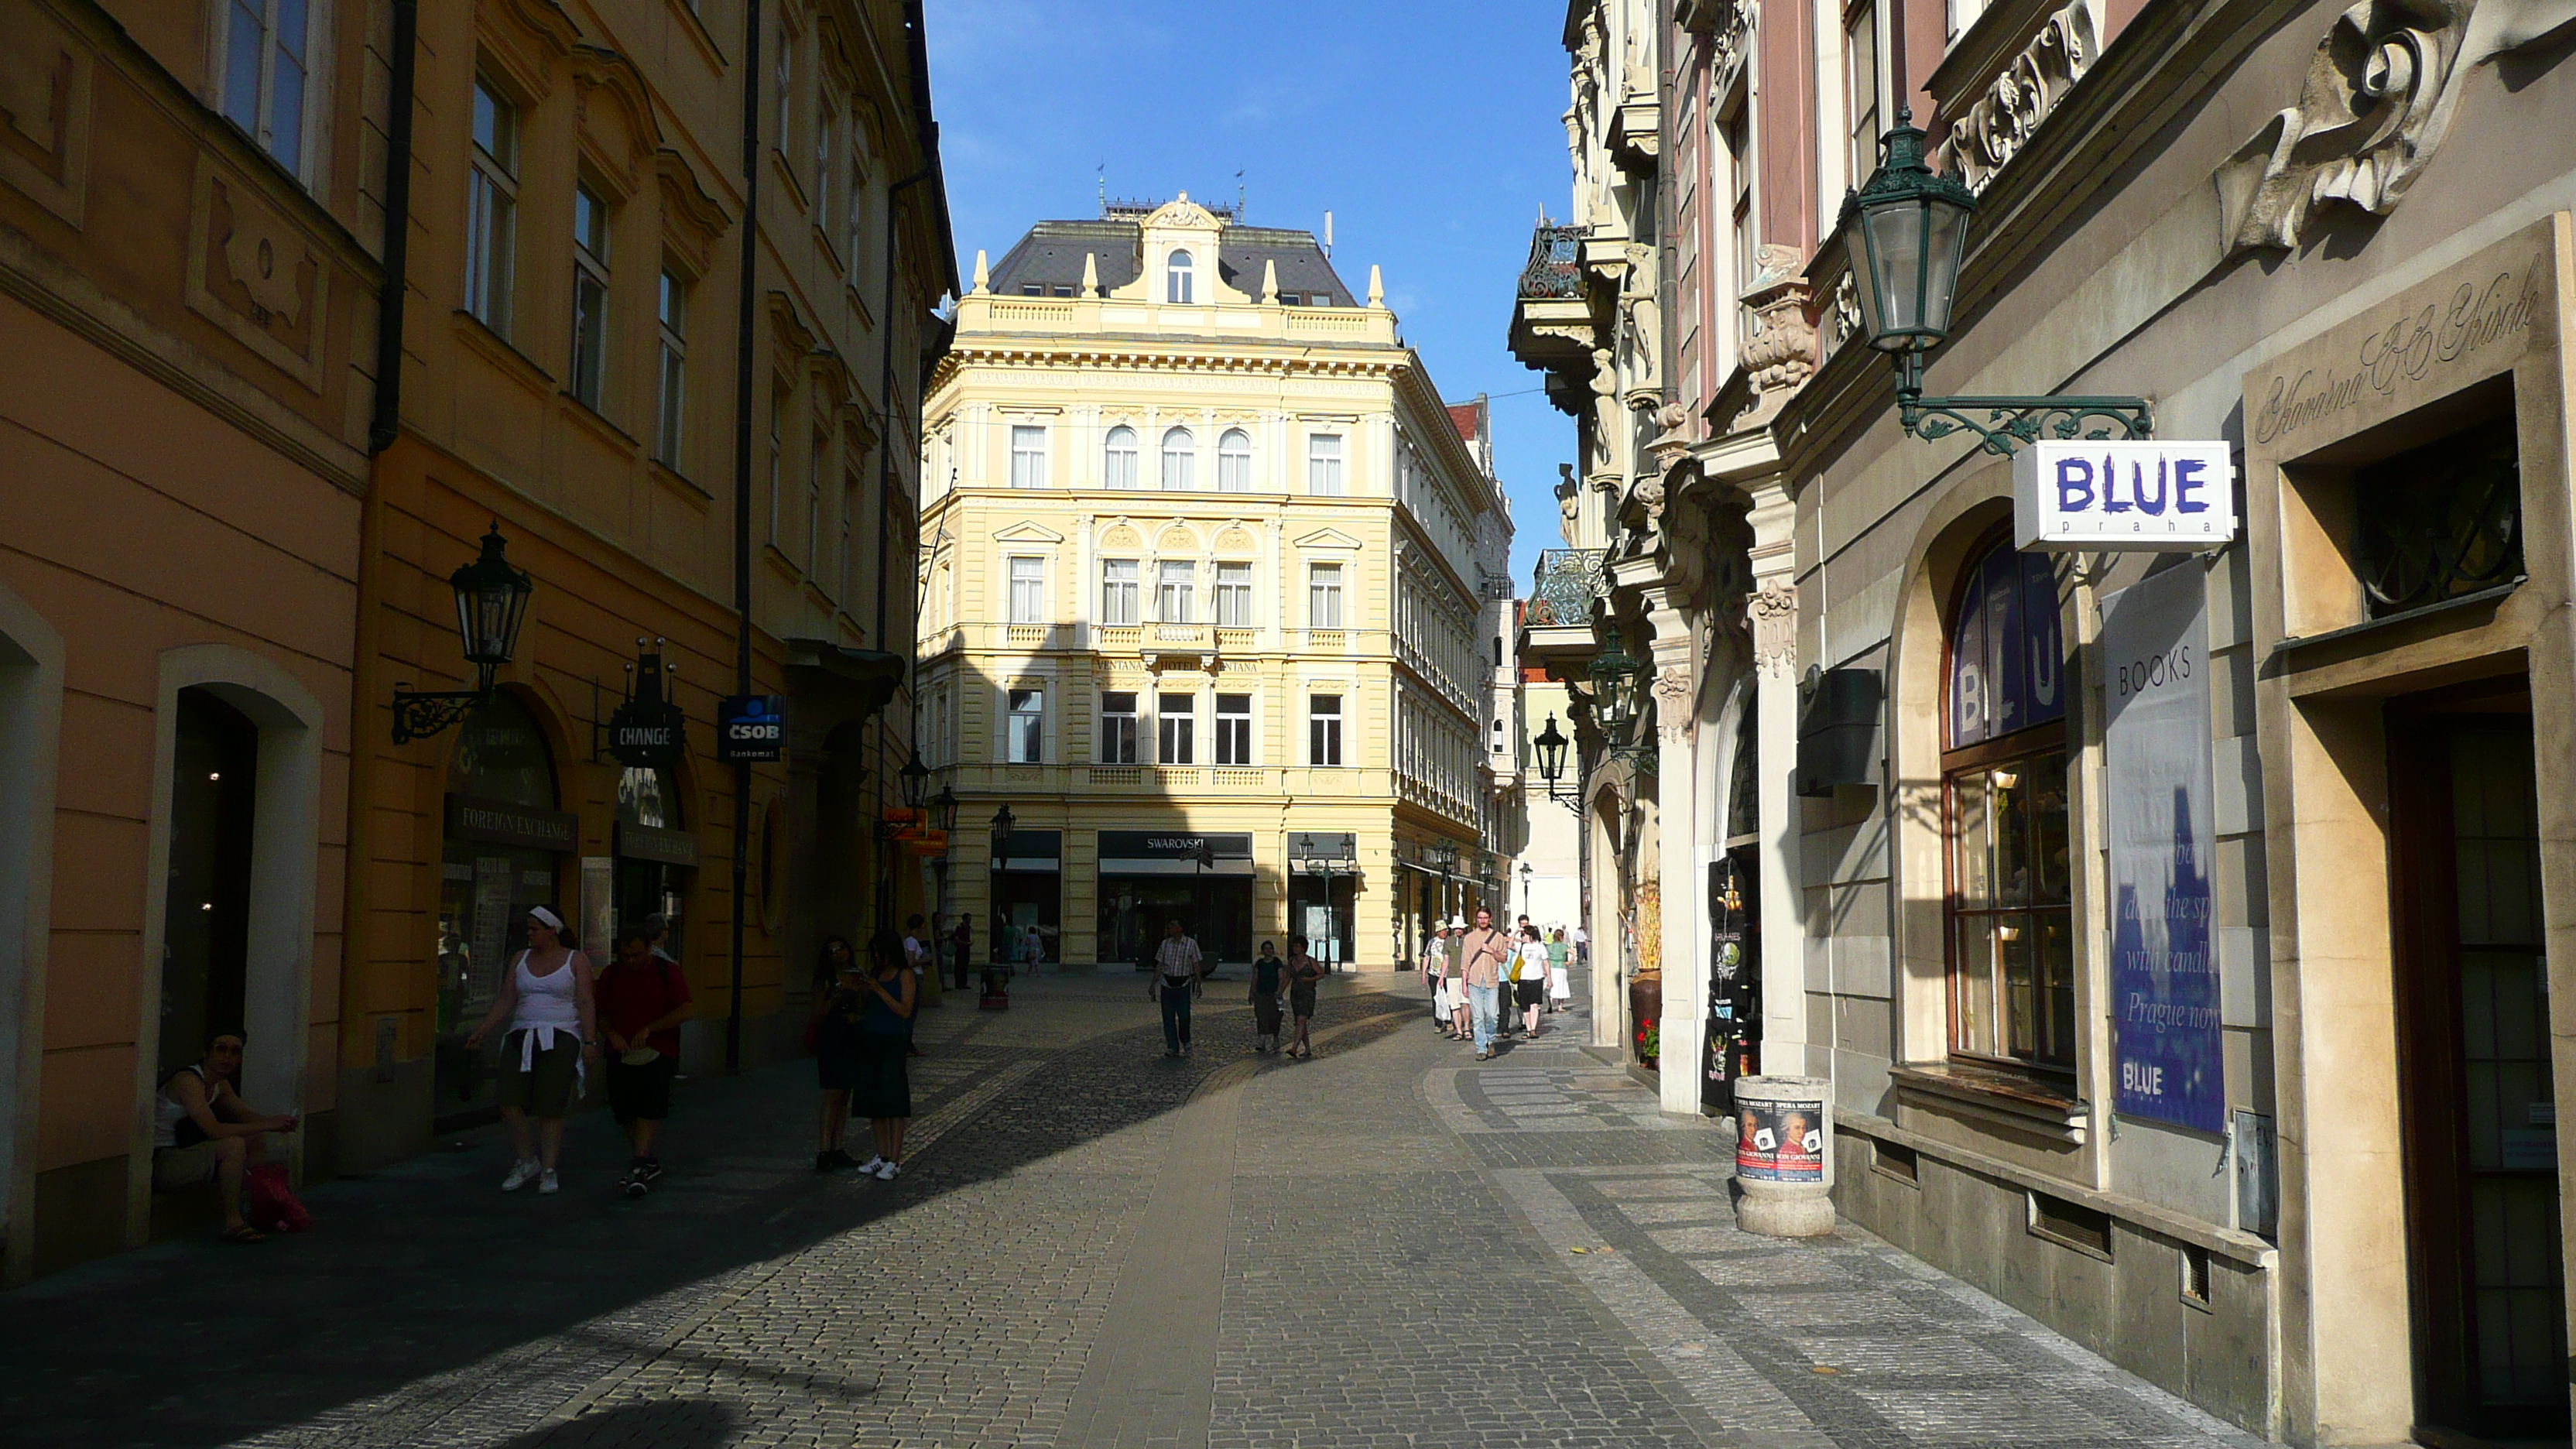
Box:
<box><xmin>1510</xmin><ymin>0</ymin><xmax>2576</xmax><ymax>1440</ymax></box>
<box><xmin>920</xmin><ymin>197</ymin><xmax>1512</xmax><ymax>970</ymax></box>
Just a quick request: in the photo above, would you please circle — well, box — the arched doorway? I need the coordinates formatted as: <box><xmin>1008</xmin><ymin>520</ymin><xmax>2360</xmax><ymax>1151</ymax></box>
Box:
<box><xmin>157</xmin><ymin>689</ymin><xmax>260</xmax><ymax>1076</ymax></box>
<box><xmin>434</xmin><ymin>693</ymin><xmax>571</xmax><ymax>1128</ymax></box>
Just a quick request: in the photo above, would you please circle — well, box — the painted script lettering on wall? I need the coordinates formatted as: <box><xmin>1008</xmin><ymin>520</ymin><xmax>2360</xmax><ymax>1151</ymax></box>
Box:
<box><xmin>2012</xmin><ymin>440</ymin><xmax>2238</xmax><ymax>552</ymax></box>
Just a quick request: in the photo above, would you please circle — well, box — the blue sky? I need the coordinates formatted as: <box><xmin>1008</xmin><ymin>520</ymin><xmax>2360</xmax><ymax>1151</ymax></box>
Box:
<box><xmin>923</xmin><ymin>0</ymin><xmax>1576</xmax><ymax>586</ymax></box>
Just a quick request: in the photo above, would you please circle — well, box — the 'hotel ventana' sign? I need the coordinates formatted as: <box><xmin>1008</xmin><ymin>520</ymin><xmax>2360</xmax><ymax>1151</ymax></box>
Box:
<box><xmin>2012</xmin><ymin>440</ymin><xmax>2237</xmax><ymax>551</ymax></box>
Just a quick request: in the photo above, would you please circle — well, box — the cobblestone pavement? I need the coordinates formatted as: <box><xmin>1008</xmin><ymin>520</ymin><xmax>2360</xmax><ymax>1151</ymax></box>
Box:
<box><xmin>1</xmin><ymin>970</ymin><xmax>2266</xmax><ymax>1448</ymax></box>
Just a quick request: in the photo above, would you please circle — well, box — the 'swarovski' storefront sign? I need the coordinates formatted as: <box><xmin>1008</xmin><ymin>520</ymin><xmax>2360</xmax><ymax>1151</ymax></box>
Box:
<box><xmin>2013</xmin><ymin>440</ymin><xmax>2238</xmax><ymax>551</ymax></box>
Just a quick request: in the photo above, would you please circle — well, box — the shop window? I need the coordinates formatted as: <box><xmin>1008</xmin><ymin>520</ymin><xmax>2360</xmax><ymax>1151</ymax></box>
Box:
<box><xmin>1944</xmin><ymin>536</ymin><xmax>2074</xmax><ymax>1074</ymax></box>
<box><xmin>615</xmin><ymin>765</ymin><xmax>686</xmax><ymax>962</ymax></box>
<box><xmin>2355</xmin><ymin>413</ymin><xmax>2521</xmax><ymax>619</ymax></box>
<box><xmin>437</xmin><ymin>692</ymin><xmax>564</xmax><ymax>1127</ymax></box>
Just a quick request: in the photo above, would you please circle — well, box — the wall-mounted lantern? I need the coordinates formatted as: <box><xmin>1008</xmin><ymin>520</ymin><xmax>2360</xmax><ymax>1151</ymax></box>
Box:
<box><xmin>392</xmin><ymin>523</ymin><xmax>533</xmax><ymax>744</ymax></box>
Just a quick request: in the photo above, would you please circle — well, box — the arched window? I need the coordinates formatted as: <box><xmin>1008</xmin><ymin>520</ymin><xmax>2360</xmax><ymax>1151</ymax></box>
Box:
<box><xmin>1166</xmin><ymin>248</ymin><xmax>1194</xmax><ymax>303</ymax></box>
<box><xmin>1217</xmin><ymin>429</ymin><xmax>1252</xmax><ymax>492</ymax></box>
<box><xmin>1943</xmin><ymin>535</ymin><xmax>2072</xmax><ymax>1072</ymax></box>
<box><xmin>1103</xmin><ymin>425</ymin><xmax>1138</xmax><ymax>488</ymax></box>
<box><xmin>1160</xmin><ymin>427</ymin><xmax>1194</xmax><ymax>491</ymax></box>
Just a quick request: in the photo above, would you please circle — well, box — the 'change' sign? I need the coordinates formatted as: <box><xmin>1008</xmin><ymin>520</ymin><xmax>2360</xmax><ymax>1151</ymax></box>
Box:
<box><xmin>2013</xmin><ymin>440</ymin><xmax>2237</xmax><ymax>552</ymax></box>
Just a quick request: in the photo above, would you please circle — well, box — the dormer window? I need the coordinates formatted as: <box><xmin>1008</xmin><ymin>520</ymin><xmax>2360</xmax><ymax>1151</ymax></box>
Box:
<box><xmin>1166</xmin><ymin>248</ymin><xmax>1194</xmax><ymax>303</ymax></box>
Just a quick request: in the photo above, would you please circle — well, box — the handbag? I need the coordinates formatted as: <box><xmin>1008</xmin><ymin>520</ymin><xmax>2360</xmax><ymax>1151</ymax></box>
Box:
<box><xmin>245</xmin><ymin>1162</ymin><xmax>313</xmax><ymax>1233</ymax></box>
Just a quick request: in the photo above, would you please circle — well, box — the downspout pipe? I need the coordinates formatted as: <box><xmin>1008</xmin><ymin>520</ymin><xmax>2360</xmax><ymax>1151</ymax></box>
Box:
<box><xmin>728</xmin><ymin>0</ymin><xmax>766</xmax><ymax>1075</ymax></box>
<box><xmin>366</xmin><ymin>0</ymin><xmax>419</xmax><ymax>454</ymax></box>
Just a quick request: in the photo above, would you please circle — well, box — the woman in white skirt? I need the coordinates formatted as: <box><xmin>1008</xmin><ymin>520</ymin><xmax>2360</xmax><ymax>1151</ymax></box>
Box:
<box><xmin>1545</xmin><ymin>927</ymin><xmax>1573</xmax><ymax>1012</ymax></box>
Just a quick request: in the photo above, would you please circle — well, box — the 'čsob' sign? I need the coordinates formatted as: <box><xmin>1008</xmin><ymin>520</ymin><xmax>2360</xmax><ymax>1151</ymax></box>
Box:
<box><xmin>2012</xmin><ymin>440</ymin><xmax>2238</xmax><ymax>551</ymax></box>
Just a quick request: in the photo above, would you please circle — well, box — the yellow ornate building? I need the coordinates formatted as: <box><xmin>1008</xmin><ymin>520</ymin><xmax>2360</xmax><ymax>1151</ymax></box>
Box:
<box><xmin>919</xmin><ymin>195</ymin><xmax>1511</xmax><ymax>968</ymax></box>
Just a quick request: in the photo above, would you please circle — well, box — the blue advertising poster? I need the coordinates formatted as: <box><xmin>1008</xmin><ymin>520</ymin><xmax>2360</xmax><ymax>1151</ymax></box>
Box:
<box><xmin>2101</xmin><ymin>567</ymin><xmax>2224</xmax><ymax>1134</ymax></box>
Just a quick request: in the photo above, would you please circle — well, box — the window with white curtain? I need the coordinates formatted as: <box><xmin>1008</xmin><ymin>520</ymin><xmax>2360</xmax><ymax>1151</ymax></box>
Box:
<box><xmin>1100</xmin><ymin>559</ymin><xmax>1138</xmax><ymax>625</ymax></box>
<box><xmin>1307</xmin><ymin>433</ymin><xmax>1345</xmax><ymax>495</ymax></box>
<box><xmin>1308</xmin><ymin>562</ymin><xmax>1345</xmax><ymax>628</ymax></box>
<box><xmin>1166</xmin><ymin>248</ymin><xmax>1194</xmax><ymax>303</ymax></box>
<box><xmin>1100</xmin><ymin>691</ymin><xmax>1139</xmax><ymax>763</ymax></box>
<box><xmin>1161</xmin><ymin>427</ymin><xmax>1195</xmax><ymax>491</ymax></box>
<box><xmin>1218</xmin><ymin>429</ymin><xmax>1253</xmax><ymax>492</ymax></box>
<box><xmin>1310</xmin><ymin>694</ymin><xmax>1344</xmax><ymax>766</ymax></box>
<box><xmin>1104</xmin><ymin>426</ymin><xmax>1139</xmax><ymax>488</ymax></box>
<box><xmin>1010</xmin><ymin>425</ymin><xmax>1048</xmax><ymax>488</ymax></box>
<box><xmin>221</xmin><ymin>0</ymin><xmax>314</xmax><ymax>177</ymax></box>
<box><xmin>1006</xmin><ymin>687</ymin><xmax>1044</xmax><ymax>762</ymax></box>
<box><xmin>1158</xmin><ymin>560</ymin><xmax>1194</xmax><ymax>622</ymax></box>
<box><xmin>1158</xmin><ymin>693</ymin><xmax>1196</xmax><ymax>764</ymax></box>
<box><xmin>1214</xmin><ymin>563</ymin><xmax>1252</xmax><ymax>626</ymax></box>
<box><xmin>1008</xmin><ymin>556</ymin><xmax>1044</xmax><ymax>623</ymax></box>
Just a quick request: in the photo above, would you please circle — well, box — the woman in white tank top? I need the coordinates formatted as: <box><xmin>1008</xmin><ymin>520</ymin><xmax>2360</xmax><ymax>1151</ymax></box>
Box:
<box><xmin>466</xmin><ymin>906</ymin><xmax>598</xmax><ymax>1194</ymax></box>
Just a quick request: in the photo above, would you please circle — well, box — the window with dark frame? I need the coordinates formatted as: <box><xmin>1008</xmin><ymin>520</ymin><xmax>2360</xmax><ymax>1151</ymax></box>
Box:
<box><xmin>1100</xmin><ymin>691</ymin><xmax>1138</xmax><ymax>764</ymax></box>
<box><xmin>1944</xmin><ymin>536</ymin><xmax>2074</xmax><ymax>1074</ymax></box>
<box><xmin>655</xmin><ymin>269</ymin><xmax>688</xmax><ymax>464</ymax></box>
<box><xmin>1215</xmin><ymin>694</ymin><xmax>1252</xmax><ymax>765</ymax></box>
<box><xmin>221</xmin><ymin>0</ymin><xmax>313</xmax><ymax>177</ymax></box>
<box><xmin>465</xmin><ymin>77</ymin><xmax>519</xmax><ymax>336</ymax></box>
<box><xmin>568</xmin><ymin>184</ymin><xmax>611</xmax><ymax>409</ymax></box>
<box><xmin>2353</xmin><ymin>413</ymin><xmax>2522</xmax><ymax>619</ymax></box>
<box><xmin>1158</xmin><ymin>692</ymin><xmax>1196</xmax><ymax>765</ymax></box>
<box><xmin>1006</xmin><ymin>687</ymin><xmax>1043</xmax><ymax>763</ymax></box>
<box><xmin>1310</xmin><ymin>694</ymin><xmax>1344</xmax><ymax>766</ymax></box>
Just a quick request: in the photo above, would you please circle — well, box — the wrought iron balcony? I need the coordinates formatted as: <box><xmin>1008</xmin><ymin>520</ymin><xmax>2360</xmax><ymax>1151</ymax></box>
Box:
<box><xmin>1523</xmin><ymin>548</ymin><xmax>1606</xmax><ymax>629</ymax></box>
<box><xmin>1517</xmin><ymin>224</ymin><xmax>1586</xmax><ymax>300</ymax></box>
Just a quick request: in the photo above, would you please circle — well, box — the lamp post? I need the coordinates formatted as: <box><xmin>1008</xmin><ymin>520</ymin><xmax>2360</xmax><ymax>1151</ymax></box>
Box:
<box><xmin>929</xmin><ymin>783</ymin><xmax>959</xmax><ymax>988</ymax></box>
<box><xmin>391</xmin><ymin>523</ymin><xmax>534</xmax><ymax>743</ymax></box>
<box><xmin>1842</xmin><ymin>111</ymin><xmax>2153</xmax><ymax>454</ymax></box>
<box><xmin>984</xmin><ymin>803</ymin><xmax>1015</xmax><ymax>1009</ymax></box>
<box><xmin>1519</xmin><ymin>860</ymin><xmax>1534</xmax><ymax>921</ymax></box>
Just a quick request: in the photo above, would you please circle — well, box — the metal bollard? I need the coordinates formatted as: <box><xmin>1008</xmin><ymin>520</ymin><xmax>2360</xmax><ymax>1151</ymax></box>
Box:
<box><xmin>1731</xmin><ymin>1075</ymin><xmax>1834</xmax><ymax>1237</ymax></box>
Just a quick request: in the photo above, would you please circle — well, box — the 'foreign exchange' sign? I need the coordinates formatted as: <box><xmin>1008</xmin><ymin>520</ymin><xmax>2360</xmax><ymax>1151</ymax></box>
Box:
<box><xmin>2013</xmin><ymin>440</ymin><xmax>2237</xmax><ymax>552</ymax></box>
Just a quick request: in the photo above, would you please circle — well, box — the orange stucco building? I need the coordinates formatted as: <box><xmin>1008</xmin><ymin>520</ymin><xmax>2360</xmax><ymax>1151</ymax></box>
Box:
<box><xmin>0</xmin><ymin>0</ymin><xmax>951</xmax><ymax>1279</ymax></box>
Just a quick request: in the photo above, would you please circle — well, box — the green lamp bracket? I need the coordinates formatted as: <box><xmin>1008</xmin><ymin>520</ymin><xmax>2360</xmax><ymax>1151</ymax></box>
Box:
<box><xmin>1893</xmin><ymin>353</ymin><xmax>2155</xmax><ymax>457</ymax></box>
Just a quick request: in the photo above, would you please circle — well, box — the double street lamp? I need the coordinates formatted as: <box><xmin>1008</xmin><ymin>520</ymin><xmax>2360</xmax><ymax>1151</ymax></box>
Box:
<box><xmin>1841</xmin><ymin>110</ymin><xmax>2153</xmax><ymax>454</ymax></box>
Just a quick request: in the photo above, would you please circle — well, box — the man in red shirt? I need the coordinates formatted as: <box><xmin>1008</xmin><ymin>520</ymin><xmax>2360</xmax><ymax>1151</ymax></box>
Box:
<box><xmin>598</xmin><ymin>923</ymin><xmax>694</xmax><ymax>1197</ymax></box>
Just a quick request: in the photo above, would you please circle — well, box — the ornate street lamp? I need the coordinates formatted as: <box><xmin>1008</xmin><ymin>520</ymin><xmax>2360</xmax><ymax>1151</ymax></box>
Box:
<box><xmin>983</xmin><ymin>803</ymin><xmax>1017</xmax><ymax>1009</ymax></box>
<box><xmin>1533</xmin><ymin>714</ymin><xmax>1584</xmax><ymax>814</ymax></box>
<box><xmin>930</xmin><ymin>783</ymin><xmax>959</xmax><ymax>835</ymax></box>
<box><xmin>392</xmin><ymin>522</ymin><xmax>535</xmax><ymax>744</ymax></box>
<box><xmin>1519</xmin><ymin>860</ymin><xmax>1534</xmax><ymax>920</ymax></box>
<box><xmin>899</xmin><ymin>749</ymin><xmax>931</xmax><ymax>809</ymax></box>
<box><xmin>1843</xmin><ymin>111</ymin><xmax>2152</xmax><ymax>455</ymax></box>
<box><xmin>1588</xmin><ymin>633</ymin><xmax>1643</xmax><ymax>738</ymax></box>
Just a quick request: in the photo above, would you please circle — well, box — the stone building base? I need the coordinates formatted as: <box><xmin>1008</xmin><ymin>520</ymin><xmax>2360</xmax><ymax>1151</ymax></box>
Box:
<box><xmin>1830</xmin><ymin>1112</ymin><xmax>2280</xmax><ymax>1439</ymax></box>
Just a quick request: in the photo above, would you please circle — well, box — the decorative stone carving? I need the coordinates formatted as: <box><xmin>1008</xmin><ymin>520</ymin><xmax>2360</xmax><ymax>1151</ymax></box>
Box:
<box><xmin>1930</xmin><ymin>0</ymin><xmax>2098</xmax><ymax>195</ymax></box>
<box><xmin>1589</xmin><ymin>348</ymin><xmax>1626</xmax><ymax>478</ymax></box>
<box><xmin>1829</xmin><ymin>272</ymin><xmax>1860</xmax><ymax>350</ymax></box>
<box><xmin>2215</xmin><ymin>0</ymin><xmax>2576</xmax><ymax>255</ymax></box>
<box><xmin>221</xmin><ymin>197</ymin><xmax>307</xmax><ymax>326</ymax></box>
<box><xmin>1735</xmin><ymin>245</ymin><xmax>1815</xmax><ymax>428</ymax></box>
<box><xmin>1632</xmin><ymin>469</ymin><xmax>1667</xmax><ymax>524</ymax></box>
<box><xmin>1620</xmin><ymin>242</ymin><xmax>1662</xmax><ymax>397</ymax></box>
<box><xmin>1652</xmin><ymin>667</ymin><xmax>1695</xmax><ymax>738</ymax></box>
<box><xmin>1682</xmin><ymin>0</ymin><xmax>1759</xmax><ymax>95</ymax></box>
<box><xmin>1747</xmin><ymin>581</ymin><xmax>1798</xmax><ymax>677</ymax></box>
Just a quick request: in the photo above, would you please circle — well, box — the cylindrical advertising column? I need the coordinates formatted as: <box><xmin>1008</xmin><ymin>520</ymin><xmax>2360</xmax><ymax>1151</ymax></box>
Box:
<box><xmin>1732</xmin><ymin>1074</ymin><xmax>1834</xmax><ymax>1237</ymax></box>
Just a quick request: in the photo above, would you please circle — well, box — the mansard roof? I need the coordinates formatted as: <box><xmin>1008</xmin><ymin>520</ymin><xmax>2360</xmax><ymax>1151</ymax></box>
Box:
<box><xmin>986</xmin><ymin>218</ymin><xmax>1358</xmax><ymax>307</ymax></box>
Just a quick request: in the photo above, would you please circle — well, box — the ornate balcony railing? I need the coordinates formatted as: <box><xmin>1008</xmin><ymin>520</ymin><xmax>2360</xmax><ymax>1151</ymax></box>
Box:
<box><xmin>1518</xmin><ymin>224</ymin><xmax>1586</xmax><ymax>300</ymax></box>
<box><xmin>1524</xmin><ymin>548</ymin><xmax>1607</xmax><ymax>628</ymax></box>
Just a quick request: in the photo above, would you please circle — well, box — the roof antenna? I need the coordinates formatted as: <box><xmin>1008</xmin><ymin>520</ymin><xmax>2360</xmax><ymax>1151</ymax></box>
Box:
<box><xmin>1097</xmin><ymin>160</ymin><xmax>1107</xmax><ymax>218</ymax></box>
<box><xmin>1324</xmin><ymin>210</ymin><xmax>1334</xmax><ymax>257</ymax></box>
<box><xmin>1235</xmin><ymin>166</ymin><xmax>1245</xmax><ymax>221</ymax></box>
